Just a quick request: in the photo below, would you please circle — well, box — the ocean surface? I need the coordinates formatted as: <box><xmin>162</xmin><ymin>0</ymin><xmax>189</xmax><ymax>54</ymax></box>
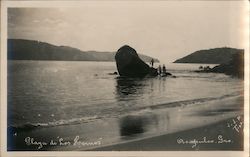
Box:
<box><xmin>7</xmin><ymin>61</ymin><xmax>244</xmax><ymax>150</ymax></box>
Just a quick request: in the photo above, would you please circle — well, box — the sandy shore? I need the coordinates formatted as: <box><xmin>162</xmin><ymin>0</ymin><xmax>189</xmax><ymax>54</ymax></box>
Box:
<box><xmin>91</xmin><ymin>116</ymin><xmax>244</xmax><ymax>151</ymax></box>
<box><xmin>7</xmin><ymin>93</ymin><xmax>243</xmax><ymax>151</ymax></box>
<box><xmin>8</xmin><ymin>95</ymin><xmax>243</xmax><ymax>151</ymax></box>
<box><xmin>8</xmin><ymin>116</ymin><xmax>244</xmax><ymax>151</ymax></box>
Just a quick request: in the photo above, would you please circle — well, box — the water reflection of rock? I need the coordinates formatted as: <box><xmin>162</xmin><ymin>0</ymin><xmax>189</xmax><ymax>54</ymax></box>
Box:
<box><xmin>115</xmin><ymin>77</ymin><xmax>167</xmax><ymax>102</ymax></box>
<box><xmin>115</xmin><ymin>77</ymin><xmax>146</xmax><ymax>98</ymax></box>
<box><xmin>115</xmin><ymin>77</ymin><xmax>171</xmax><ymax>138</ymax></box>
<box><xmin>119</xmin><ymin>113</ymin><xmax>159</xmax><ymax>138</ymax></box>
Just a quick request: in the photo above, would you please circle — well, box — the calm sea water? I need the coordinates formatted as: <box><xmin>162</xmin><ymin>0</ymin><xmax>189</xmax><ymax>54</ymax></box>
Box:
<box><xmin>7</xmin><ymin>61</ymin><xmax>243</xmax><ymax>150</ymax></box>
<box><xmin>8</xmin><ymin>60</ymin><xmax>242</xmax><ymax>127</ymax></box>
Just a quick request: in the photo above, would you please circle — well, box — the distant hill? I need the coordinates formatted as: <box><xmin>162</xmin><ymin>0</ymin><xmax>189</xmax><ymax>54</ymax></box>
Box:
<box><xmin>8</xmin><ymin>39</ymin><xmax>159</xmax><ymax>62</ymax></box>
<box><xmin>174</xmin><ymin>47</ymin><xmax>244</xmax><ymax>64</ymax></box>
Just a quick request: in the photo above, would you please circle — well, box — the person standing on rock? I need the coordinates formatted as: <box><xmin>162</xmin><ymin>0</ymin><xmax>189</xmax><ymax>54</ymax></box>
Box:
<box><xmin>150</xmin><ymin>59</ymin><xmax>154</xmax><ymax>67</ymax></box>
<box><xmin>162</xmin><ymin>64</ymin><xmax>167</xmax><ymax>74</ymax></box>
<box><xmin>158</xmin><ymin>65</ymin><xmax>162</xmax><ymax>75</ymax></box>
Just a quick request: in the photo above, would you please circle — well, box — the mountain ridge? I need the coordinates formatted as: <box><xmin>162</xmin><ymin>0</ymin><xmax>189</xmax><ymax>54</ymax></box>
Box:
<box><xmin>174</xmin><ymin>47</ymin><xmax>244</xmax><ymax>64</ymax></box>
<box><xmin>7</xmin><ymin>39</ymin><xmax>159</xmax><ymax>62</ymax></box>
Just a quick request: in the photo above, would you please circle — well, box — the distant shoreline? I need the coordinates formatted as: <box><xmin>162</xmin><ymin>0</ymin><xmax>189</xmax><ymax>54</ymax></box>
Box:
<box><xmin>8</xmin><ymin>39</ymin><xmax>159</xmax><ymax>63</ymax></box>
<box><xmin>8</xmin><ymin>60</ymin><xmax>219</xmax><ymax>65</ymax></box>
<box><xmin>174</xmin><ymin>47</ymin><xmax>244</xmax><ymax>64</ymax></box>
<box><xmin>8</xmin><ymin>59</ymin><xmax>117</xmax><ymax>62</ymax></box>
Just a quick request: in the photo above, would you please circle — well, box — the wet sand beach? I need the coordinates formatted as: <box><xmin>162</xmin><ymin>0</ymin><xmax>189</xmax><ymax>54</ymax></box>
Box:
<box><xmin>8</xmin><ymin>94</ymin><xmax>243</xmax><ymax>151</ymax></box>
<box><xmin>92</xmin><ymin>116</ymin><xmax>244</xmax><ymax>151</ymax></box>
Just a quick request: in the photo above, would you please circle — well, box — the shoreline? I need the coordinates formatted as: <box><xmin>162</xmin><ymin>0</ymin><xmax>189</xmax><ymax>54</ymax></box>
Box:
<box><xmin>7</xmin><ymin>116</ymin><xmax>244</xmax><ymax>151</ymax></box>
<box><xmin>91</xmin><ymin>116</ymin><xmax>244</xmax><ymax>151</ymax></box>
<box><xmin>8</xmin><ymin>94</ymin><xmax>243</xmax><ymax>151</ymax></box>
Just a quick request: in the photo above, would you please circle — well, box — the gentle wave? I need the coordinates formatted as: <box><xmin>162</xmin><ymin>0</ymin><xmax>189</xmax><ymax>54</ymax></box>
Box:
<box><xmin>8</xmin><ymin>93</ymin><xmax>241</xmax><ymax>132</ymax></box>
<box><xmin>130</xmin><ymin>92</ymin><xmax>241</xmax><ymax>114</ymax></box>
<box><xmin>8</xmin><ymin>115</ymin><xmax>101</xmax><ymax>132</ymax></box>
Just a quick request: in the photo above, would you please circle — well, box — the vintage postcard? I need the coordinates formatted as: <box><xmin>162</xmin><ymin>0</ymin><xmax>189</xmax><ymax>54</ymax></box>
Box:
<box><xmin>0</xmin><ymin>0</ymin><xmax>249</xmax><ymax>157</ymax></box>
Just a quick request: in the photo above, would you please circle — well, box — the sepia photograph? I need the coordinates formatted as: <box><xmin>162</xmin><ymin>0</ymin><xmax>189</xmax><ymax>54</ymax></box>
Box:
<box><xmin>1</xmin><ymin>0</ymin><xmax>249</xmax><ymax>156</ymax></box>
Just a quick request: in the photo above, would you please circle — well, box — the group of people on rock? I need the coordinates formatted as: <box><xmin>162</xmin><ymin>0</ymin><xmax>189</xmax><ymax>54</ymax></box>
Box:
<box><xmin>150</xmin><ymin>59</ymin><xmax>167</xmax><ymax>76</ymax></box>
<box><xmin>157</xmin><ymin>64</ymin><xmax>167</xmax><ymax>75</ymax></box>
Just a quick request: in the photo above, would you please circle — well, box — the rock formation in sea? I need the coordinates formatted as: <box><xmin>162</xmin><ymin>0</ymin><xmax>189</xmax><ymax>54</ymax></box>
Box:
<box><xmin>115</xmin><ymin>45</ymin><xmax>158</xmax><ymax>77</ymax></box>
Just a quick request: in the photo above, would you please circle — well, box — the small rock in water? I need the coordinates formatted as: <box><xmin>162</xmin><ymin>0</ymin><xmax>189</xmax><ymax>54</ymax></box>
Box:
<box><xmin>108</xmin><ymin>72</ymin><xmax>118</xmax><ymax>75</ymax></box>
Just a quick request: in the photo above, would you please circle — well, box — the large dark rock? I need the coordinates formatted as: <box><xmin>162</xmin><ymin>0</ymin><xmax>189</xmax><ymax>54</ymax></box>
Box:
<box><xmin>115</xmin><ymin>45</ymin><xmax>157</xmax><ymax>77</ymax></box>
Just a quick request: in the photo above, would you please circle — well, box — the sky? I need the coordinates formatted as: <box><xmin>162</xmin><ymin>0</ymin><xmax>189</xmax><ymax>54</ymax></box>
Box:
<box><xmin>8</xmin><ymin>1</ymin><xmax>248</xmax><ymax>63</ymax></box>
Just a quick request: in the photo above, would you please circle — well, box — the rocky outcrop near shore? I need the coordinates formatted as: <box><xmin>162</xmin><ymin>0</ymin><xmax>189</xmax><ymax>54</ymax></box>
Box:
<box><xmin>195</xmin><ymin>52</ymin><xmax>244</xmax><ymax>79</ymax></box>
<box><xmin>115</xmin><ymin>45</ymin><xmax>158</xmax><ymax>77</ymax></box>
<box><xmin>209</xmin><ymin>52</ymin><xmax>244</xmax><ymax>78</ymax></box>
